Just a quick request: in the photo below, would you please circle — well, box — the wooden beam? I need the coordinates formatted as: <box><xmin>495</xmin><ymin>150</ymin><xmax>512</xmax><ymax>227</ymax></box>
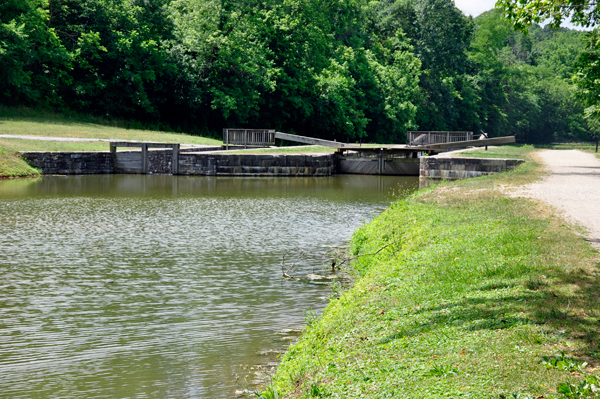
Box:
<box><xmin>273</xmin><ymin>132</ymin><xmax>515</xmax><ymax>152</ymax></box>
<box><xmin>110</xmin><ymin>142</ymin><xmax>182</xmax><ymax>149</ymax></box>
<box><xmin>422</xmin><ymin>136</ymin><xmax>516</xmax><ymax>150</ymax></box>
<box><xmin>274</xmin><ymin>132</ymin><xmax>355</xmax><ymax>148</ymax></box>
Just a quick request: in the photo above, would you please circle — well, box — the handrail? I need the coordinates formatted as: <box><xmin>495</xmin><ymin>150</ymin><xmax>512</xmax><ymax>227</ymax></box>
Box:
<box><xmin>407</xmin><ymin>131</ymin><xmax>474</xmax><ymax>146</ymax></box>
<box><xmin>223</xmin><ymin>129</ymin><xmax>276</xmax><ymax>149</ymax></box>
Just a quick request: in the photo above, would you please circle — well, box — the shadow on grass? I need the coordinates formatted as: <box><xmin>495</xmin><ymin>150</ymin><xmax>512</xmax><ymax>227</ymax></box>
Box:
<box><xmin>377</xmin><ymin>263</ymin><xmax>600</xmax><ymax>363</ymax></box>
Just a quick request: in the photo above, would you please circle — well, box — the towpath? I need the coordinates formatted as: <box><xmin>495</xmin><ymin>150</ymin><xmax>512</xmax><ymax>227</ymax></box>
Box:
<box><xmin>524</xmin><ymin>150</ymin><xmax>600</xmax><ymax>246</ymax></box>
<box><xmin>0</xmin><ymin>134</ymin><xmax>217</xmax><ymax>149</ymax></box>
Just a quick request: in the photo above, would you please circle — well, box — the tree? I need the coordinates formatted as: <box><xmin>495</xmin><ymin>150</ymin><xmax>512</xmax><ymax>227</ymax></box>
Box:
<box><xmin>496</xmin><ymin>0</ymin><xmax>600</xmax><ymax>31</ymax></box>
<box><xmin>0</xmin><ymin>0</ymin><xmax>72</xmax><ymax>106</ymax></box>
<box><xmin>498</xmin><ymin>0</ymin><xmax>600</xmax><ymax>147</ymax></box>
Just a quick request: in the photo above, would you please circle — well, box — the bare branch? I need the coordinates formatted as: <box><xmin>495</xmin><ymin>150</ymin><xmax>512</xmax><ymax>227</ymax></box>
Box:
<box><xmin>281</xmin><ymin>246</ymin><xmax>309</xmax><ymax>278</ymax></box>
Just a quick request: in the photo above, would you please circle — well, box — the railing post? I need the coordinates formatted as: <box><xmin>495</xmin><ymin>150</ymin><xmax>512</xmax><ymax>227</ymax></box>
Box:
<box><xmin>226</xmin><ymin>129</ymin><xmax>229</xmax><ymax>150</ymax></box>
<box><xmin>244</xmin><ymin>129</ymin><xmax>247</xmax><ymax>149</ymax></box>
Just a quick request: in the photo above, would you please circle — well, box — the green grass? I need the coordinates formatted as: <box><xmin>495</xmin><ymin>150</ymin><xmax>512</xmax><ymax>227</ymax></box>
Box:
<box><xmin>227</xmin><ymin>146</ymin><xmax>336</xmax><ymax>154</ymax></box>
<box><xmin>267</xmin><ymin>157</ymin><xmax>600</xmax><ymax>398</ymax></box>
<box><xmin>0</xmin><ymin>118</ymin><xmax>222</xmax><ymax>145</ymax></box>
<box><xmin>452</xmin><ymin>144</ymin><xmax>534</xmax><ymax>159</ymax></box>
<box><xmin>0</xmin><ymin>106</ymin><xmax>222</xmax><ymax>145</ymax></box>
<box><xmin>0</xmin><ymin>144</ymin><xmax>41</xmax><ymax>177</ymax></box>
<box><xmin>0</xmin><ymin>107</ymin><xmax>222</xmax><ymax>145</ymax></box>
<box><xmin>0</xmin><ymin>107</ymin><xmax>222</xmax><ymax>177</ymax></box>
<box><xmin>0</xmin><ymin>138</ymin><xmax>111</xmax><ymax>152</ymax></box>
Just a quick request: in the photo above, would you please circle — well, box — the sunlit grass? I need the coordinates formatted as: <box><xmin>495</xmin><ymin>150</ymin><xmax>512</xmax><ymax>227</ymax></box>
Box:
<box><xmin>0</xmin><ymin>108</ymin><xmax>222</xmax><ymax>177</ymax></box>
<box><xmin>226</xmin><ymin>145</ymin><xmax>335</xmax><ymax>154</ymax></box>
<box><xmin>0</xmin><ymin>144</ymin><xmax>40</xmax><ymax>177</ymax></box>
<box><xmin>0</xmin><ymin>107</ymin><xmax>222</xmax><ymax>145</ymax></box>
<box><xmin>268</xmin><ymin>156</ymin><xmax>600</xmax><ymax>398</ymax></box>
<box><xmin>452</xmin><ymin>144</ymin><xmax>534</xmax><ymax>160</ymax></box>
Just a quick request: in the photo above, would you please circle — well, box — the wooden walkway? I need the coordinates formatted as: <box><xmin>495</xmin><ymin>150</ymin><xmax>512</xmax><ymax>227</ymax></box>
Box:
<box><xmin>221</xmin><ymin>128</ymin><xmax>515</xmax><ymax>155</ymax></box>
<box><xmin>273</xmin><ymin>132</ymin><xmax>516</xmax><ymax>155</ymax></box>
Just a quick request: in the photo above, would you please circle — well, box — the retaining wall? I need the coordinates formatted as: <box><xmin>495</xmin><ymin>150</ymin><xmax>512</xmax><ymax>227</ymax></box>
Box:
<box><xmin>21</xmin><ymin>152</ymin><xmax>115</xmax><ymax>175</ymax></box>
<box><xmin>178</xmin><ymin>153</ymin><xmax>335</xmax><ymax>176</ymax></box>
<box><xmin>22</xmin><ymin>150</ymin><xmax>336</xmax><ymax>176</ymax></box>
<box><xmin>22</xmin><ymin>151</ymin><xmax>524</xmax><ymax>179</ymax></box>
<box><xmin>420</xmin><ymin>157</ymin><xmax>525</xmax><ymax>180</ymax></box>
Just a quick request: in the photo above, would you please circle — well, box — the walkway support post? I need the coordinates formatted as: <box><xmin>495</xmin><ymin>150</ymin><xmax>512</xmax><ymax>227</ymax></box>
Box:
<box><xmin>141</xmin><ymin>143</ymin><xmax>149</xmax><ymax>174</ymax></box>
<box><xmin>172</xmin><ymin>144</ymin><xmax>180</xmax><ymax>175</ymax></box>
<box><xmin>110</xmin><ymin>143</ymin><xmax>118</xmax><ymax>173</ymax></box>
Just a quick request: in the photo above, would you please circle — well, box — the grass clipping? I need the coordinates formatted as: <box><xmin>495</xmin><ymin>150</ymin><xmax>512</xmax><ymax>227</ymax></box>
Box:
<box><xmin>268</xmin><ymin>161</ymin><xmax>600</xmax><ymax>398</ymax></box>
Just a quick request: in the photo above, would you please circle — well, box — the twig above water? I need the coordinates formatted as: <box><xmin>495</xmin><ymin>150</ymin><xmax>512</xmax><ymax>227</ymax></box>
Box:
<box><xmin>281</xmin><ymin>239</ymin><xmax>403</xmax><ymax>279</ymax></box>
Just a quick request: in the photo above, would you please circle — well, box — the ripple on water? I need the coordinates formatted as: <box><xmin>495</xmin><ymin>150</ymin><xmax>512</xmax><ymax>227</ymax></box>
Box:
<box><xmin>0</xmin><ymin>175</ymin><xmax>418</xmax><ymax>398</ymax></box>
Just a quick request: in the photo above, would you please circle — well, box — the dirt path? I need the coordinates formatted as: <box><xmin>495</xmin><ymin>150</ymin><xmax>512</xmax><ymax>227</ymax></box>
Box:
<box><xmin>524</xmin><ymin>150</ymin><xmax>600</xmax><ymax>246</ymax></box>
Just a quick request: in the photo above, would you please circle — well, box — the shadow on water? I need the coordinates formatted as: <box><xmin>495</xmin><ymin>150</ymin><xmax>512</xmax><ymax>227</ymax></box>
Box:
<box><xmin>0</xmin><ymin>174</ymin><xmax>419</xmax><ymax>200</ymax></box>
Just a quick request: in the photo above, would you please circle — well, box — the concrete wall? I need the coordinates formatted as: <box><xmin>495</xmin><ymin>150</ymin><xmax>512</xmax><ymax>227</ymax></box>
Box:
<box><xmin>420</xmin><ymin>157</ymin><xmax>524</xmax><ymax>180</ymax></box>
<box><xmin>178</xmin><ymin>153</ymin><xmax>335</xmax><ymax>176</ymax></box>
<box><xmin>21</xmin><ymin>152</ymin><xmax>114</xmax><ymax>174</ymax></box>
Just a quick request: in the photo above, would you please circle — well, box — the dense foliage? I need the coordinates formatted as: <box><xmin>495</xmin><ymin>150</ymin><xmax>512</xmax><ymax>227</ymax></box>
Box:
<box><xmin>498</xmin><ymin>0</ymin><xmax>600</xmax><ymax>142</ymax></box>
<box><xmin>0</xmin><ymin>0</ymin><xmax>592</xmax><ymax>143</ymax></box>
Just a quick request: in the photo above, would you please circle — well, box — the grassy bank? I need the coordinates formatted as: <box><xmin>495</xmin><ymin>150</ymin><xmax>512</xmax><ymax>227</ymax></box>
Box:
<box><xmin>267</xmin><ymin>152</ymin><xmax>600</xmax><ymax>398</ymax></box>
<box><xmin>0</xmin><ymin>108</ymin><xmax>222</xmax><ymax>177</ymax></box>
<box><xmin>453</xmin><ymin>145</ymin><xmax>534</xmax><ymax>159</ymax></box>
<box><xmin>227</xmin><ymin>146</ymin><xmax>336</xmax><ymax>154</ymax></box>
<box><xmin>0</xmin><ymin>145</ymin><xmax>41</xmax><ymax>177</ymax></box>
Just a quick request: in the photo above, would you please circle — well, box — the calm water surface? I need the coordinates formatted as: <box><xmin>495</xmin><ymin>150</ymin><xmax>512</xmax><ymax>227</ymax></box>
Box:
<box><xmin>0</xmin><ymin>175</ymin><xmax>417</xmax><ymax>398</ymax></box>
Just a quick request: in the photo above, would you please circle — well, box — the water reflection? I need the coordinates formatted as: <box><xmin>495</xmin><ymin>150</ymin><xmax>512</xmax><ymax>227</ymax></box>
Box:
<box><xmin>0</xmin><ymin>175</ymin><xmax>417</xmax><ymax>398</ymax></box>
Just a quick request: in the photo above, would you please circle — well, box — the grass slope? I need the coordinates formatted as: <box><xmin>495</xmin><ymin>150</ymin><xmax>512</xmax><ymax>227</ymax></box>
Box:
<box><xmin>0</xmin><ymin>108</ymin><xmax>222</xmax><ymax>177</ymax></box>
<box><xmin>0</xmin><ymin>145</ymin><xmax>41</xmax><ymax>177</ymax></box>
<box><xmin>268</xmin><ymin>152</ymin><xmax>600</xmax><ymax>398</ymax></box>
<box><xmin>453</xmin><ymin>145</ymin><xmax>534</xmax><ymax>159</ymax></box>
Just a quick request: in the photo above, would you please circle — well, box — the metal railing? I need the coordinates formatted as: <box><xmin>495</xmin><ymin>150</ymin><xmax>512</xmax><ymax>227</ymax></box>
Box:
<box><xmin>223</xmin><ymin>129</ymin><xmax>276</xmax><ymax>149</ymax></box>
<box><xmin>407</xmin><ymin>131</ymin><xmax>473</xmax><ymax>147</ymax></box>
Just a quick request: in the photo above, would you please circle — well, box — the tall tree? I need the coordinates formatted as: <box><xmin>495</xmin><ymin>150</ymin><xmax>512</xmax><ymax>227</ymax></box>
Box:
<box><xmin>496</xmin><ymin>0</ymin><xmax>599</xmax><ymax>30</ymax></box>
<box><xmin>497</xmin><ymin>0</ymin><xmax>599</xmax><ymax>143</ymax></box>
<box><xmin>0</xmin><ymin>0</ymin><xmax>72</xmax><ymax>106</ymax></box>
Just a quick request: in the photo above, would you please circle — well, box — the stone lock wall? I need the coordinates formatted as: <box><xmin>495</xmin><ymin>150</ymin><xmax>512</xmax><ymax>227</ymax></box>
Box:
<box><xmin>147</xmin><ymin>147</ymin><xmax>223</xmax><ymax>174</ymax></box>
<box><xmin>420</xmin><ymin>157</ymin><xmax>525</xmax><ymax>180</ymax></box>
<box><xmin>21</xmin><ymin>152</ymin><xmax>115</xmax><ymax>175</ymax></box>
<box><xmin>178</xmin><ymin>153</ymin><xmax>336</xmax><ymax>176</ymax></box>
<box><xmin>21</xmin><ymin>150</ymin><xmax>336</xmax><ymax>176</ymax></box>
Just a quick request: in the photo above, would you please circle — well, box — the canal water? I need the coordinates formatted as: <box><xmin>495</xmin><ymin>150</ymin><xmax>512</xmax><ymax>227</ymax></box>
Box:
<box><xmin>0</xmin><ymin>175</ymin><xmax>417</xmax><ymax>398</ymax></box>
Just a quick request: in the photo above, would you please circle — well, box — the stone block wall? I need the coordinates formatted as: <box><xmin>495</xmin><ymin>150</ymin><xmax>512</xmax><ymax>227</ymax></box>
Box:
<box><xmin>22</xmin><ymin>150</ymin><xmax>336</xmax><ymax>176</ymax></box>
<box><xmin>420</xmin><ymin>157</ymin><xmax>525</xmax><ymax>180</ymax></box>
<box><xmin>21</xmin><ymin>152</ymin><xmax>114</xmax><ymax>174</ymax></box>
<box><xmin>148</xmin><ymin>147</ymin><xmax>224</xmax><ymax>174</ymax></box>
<box><xmin>178</xmin><ymin>153</ymin><xmax>336</xmax><ymax>176</ymax></box>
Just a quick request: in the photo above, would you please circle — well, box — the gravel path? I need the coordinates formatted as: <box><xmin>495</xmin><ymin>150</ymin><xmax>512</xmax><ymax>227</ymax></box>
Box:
<box><xmin>0</xmin><ymin>134</ymin><xmax>217</xmax><ymax>148</ymax></box>
<box><xmin>0</xmin><ymin>134</ymin><xmax>110</xmax><ymax>142</ymax></box>
<box><xmin>525</xmin><ymin>150</ymin><xmax>600</xmax><ymax>246</ymax></box>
